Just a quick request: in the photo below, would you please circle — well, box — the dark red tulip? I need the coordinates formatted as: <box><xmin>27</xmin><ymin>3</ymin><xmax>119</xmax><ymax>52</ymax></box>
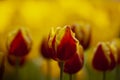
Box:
<box><xmin>92</xmin><ymin>42</ymin><xmax>117</xmax><ymax>71</ymax></box>
<box><xmin>48</xmin><ymin>26</ymin><xmax>79</xmax><ymax>61</ymax></box>
<box><xmin>7</xmin><ymin>55</ymin><xmax>25</xmax><ymax>66</ymax></box>
<box><xmin>7</xmin><ymin>28</ymin><xmax>32</xmax><ymax>57</ymax></box>
<box><xmin>40</xmin><ymin>37</ymin><xmax>53</xmax><ymax>59</ymax></box>
<box><xmin>71</xmin><ymin>24</ymin><xmax>91</xmax><ymax>50</ymax></box>
<box><xmin>63</xmin><ymin>45</ymin><xmax>84</xmax><ymax>74</ymax></box>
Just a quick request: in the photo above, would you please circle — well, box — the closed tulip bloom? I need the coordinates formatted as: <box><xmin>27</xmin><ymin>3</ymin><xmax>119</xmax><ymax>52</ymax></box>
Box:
<box><xmin>48</xmin><ymin>26</ymin><xmax>79</xmax><ymax>61</ymax></box>
<box><xmin>40</xmin><ymin>37</ymin><xmax>53</xmax><ymax>59</ymax></box>
<box><xmin>92</xmin><ymin>42</ymin><xmax>117</xmax><ymax>71</ymax></box>
<box><xmin>7</xmin><ymin>28</ymin><xmax>32</xmax><ymax>57</ymax></box>
<box><xmin>71</xmin><ymin>24</ymin><xmax>91</xmax><ymax>50</ymax></box>
<box><xmin>63</xmin><ymin>45</ymin><xmax>84</xmax><ymax>74</ymax></box>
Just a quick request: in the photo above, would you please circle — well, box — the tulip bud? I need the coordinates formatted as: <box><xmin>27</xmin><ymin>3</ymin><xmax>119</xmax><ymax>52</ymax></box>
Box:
<box><xmin>71</xmin><ymin>24</ymin><xmax>91</xmax><ymax>50</ymax></box>
<box><xmin>48</xmin><ymin>26</ymin><xmax>79</xmax><ymax>61</ymax></box>
<box><xmin>7</xmin><ymin>28</ymin><xmax>32</xmax><ymax>57</ymax></box>
<box><xmin>7</xmin><ymin>55</ymin><xmax>25</xmax><ymax>66</ymax></box>
<box><xmin>63</xmin><ymin>45</ymin><xmax>84</xmax><ymax>74</ymax></box>
<box><xmin>92</xmin><ymin>42</ymin><xmax>117</xmax><ymax>71</ymax></box>
<box><xmin>40</xmin><ymin>37</ymin><xmax>53</xmax><ymax>59</ymax></box>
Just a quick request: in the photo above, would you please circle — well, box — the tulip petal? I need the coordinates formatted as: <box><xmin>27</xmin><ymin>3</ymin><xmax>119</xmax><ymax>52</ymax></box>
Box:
<box><xmin>56</xmin><ymin>26</ymin><xmax>78</xmax><ymax>61</ymax></box>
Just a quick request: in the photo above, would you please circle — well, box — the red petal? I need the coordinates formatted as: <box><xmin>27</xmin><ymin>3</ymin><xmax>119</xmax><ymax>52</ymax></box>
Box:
<box><xmin>109</xmin><ymin>51</ymin><xmax>116</xmax><ymax>70</ymax></box>
<box><xmin>57</xmin><ymin>26</ymin><xmax>77</xmax><ymax>61</ymax></box>
<box><xmin>64</xmin><ymin>53</ymin><xmax>83</xmax><ymax>74</ymax></box>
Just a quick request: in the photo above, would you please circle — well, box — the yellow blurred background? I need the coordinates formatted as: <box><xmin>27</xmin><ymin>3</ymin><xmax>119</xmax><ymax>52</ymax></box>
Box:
<box><xmin>0</xmin><ymin>0</ymin><xmax>120</xmax><ymax>79</ymax></box>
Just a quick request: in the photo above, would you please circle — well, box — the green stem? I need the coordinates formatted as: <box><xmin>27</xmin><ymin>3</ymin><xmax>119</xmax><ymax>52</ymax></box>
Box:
<box><xmin>116</xmin><ymin>65</ymin><xmax>120</xmax><ymax>80</ymax></box>
<box><xmin>59</xmin><ymin>62</ymin><xmax>64</xmax><ymax>80</ymax></box>
<box><xmin>103</xmin><ymin>71</ymin><xmax>106</xmax><ymax>80</ymax></box>
<box><xmin>73</xmin><ymin>74</ymin><xmax>76</xmax><ymax>80</ymax></box>
<box><xmin>47</xmin><ymin>60</ymin><xmax>51</xmax><ymax>80</ymax></box>
<box><xmin>15</xmin><ymin>58</ymin><xmax>19</xmax><ymax>80</ymax></box>
<box><xmin>69</xmin><ymin>74</ymin><xmax>72</xmax><ymax>80</ymax></box>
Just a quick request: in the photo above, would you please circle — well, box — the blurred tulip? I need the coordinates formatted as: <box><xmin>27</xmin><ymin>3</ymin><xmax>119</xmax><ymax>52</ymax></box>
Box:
<box><xmin>48</xmin><ymin>26</ymin><xmax>79</xmax><ymax>61</ymax></box>
<box><xmin>40</xmin><ymin>37</ymin><xmax>53</xmax><ymax>59</ymax></box>
<box><xmin>71</xmin><ymin>24</ymin><xmax>91</xmax><ymax>50</ymax></box>
<box><xmin>7</xmin><ymin>28</ymin><xmax>32</xmax><ymax>57</ymax></box>
<box><xmin>63</xmin><ymin>45</ymin><xmax>84</xmax><ymax>74</ymax></box>
<box><xmin>92</xmin><ymin>42</ymin><xmax>117</xmax><ymax>71</ymax></box>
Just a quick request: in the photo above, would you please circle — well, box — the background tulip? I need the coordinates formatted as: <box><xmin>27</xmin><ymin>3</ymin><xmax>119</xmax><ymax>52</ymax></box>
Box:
<box><xmin>92</xmin><ymin>42</ymin><xmax>116</xmax><ymax>71</ymax></box>
<box><xmin>40</xmin><ymin>37</ymin><xmax>52</xmax><ymax>59</ymax></box>
<box><xmin>92</xmin><ymin>42</ymin><xmax>117</xmax><ymax>80</ymax></box>
<box><xmin>7</xmin><ymin>28</ymin><xmax>32</xmax><ymax>57</ymax></box>
<box><xmin>71</xmin><ymin>24</ymin><xmax>91</xmax><ymax>50</ymax></box>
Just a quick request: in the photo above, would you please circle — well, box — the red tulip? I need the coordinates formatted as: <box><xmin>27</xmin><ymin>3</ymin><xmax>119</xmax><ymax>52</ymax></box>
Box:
<box><xmin>40</xmin><ymin>37</ymin><xmax>53</xmax><ymax>59</ymax></box>
<box><xmin>92</xmin><ymin>42</ymin><xmax>117</xmax><ymax>71</ymax></box>
<box><xmin>7</xmin><ymin>28</ymin><xmax>32</xmax><ymax>57</ymax></box>
<box><xmin>63</xmin><ymin>45</ymin><xmax>84</xmax><ymax>74</ymax></box>
<box><xmin>48</xmin><ymin>26</ymin><xmax>79</xmax><ymax>61</ymax></box>
<box><xmin>71</xmin><ymin>24</ymin><xmax>91</xmax><ymax>50</ymax></box>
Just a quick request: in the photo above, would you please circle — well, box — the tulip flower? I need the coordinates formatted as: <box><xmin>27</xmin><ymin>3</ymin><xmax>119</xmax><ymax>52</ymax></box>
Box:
<box><xmin>71</xmin><ymin>24</ymin><xmax>91</xmax><ymax>50</ymax></box>
<box><xmin>40</xmin><ymin>37</ymin><xmax>53</xmax><ymax>59</ymax></box>
<box><xmin>92</xmin><ymin>42</ymin><xmax>117</xmax><ymax>80</ymax></box>
<box><xmin>92</xmin><ymin>42</ymin><xmax>117</xmax><ymax>71</ymax></box>
<box><xmin>48</xmin><ymin>25</ymin><xmax>79</xmax><ymax>61</ymax></box>
<box><xmin>7</xmin><ymin>28</ymin><xmax>32</xmax><ymax>57</ymax></box>
<box><xmin>48</xmin><ymin>26</ymin><xmax>79</xmax><ymax>80</ymax></box>
<box><xmin>40</xmin><ymin>37</ymin><xmax>55</xmax><ymax>80</ymax></box>
<box><xmin>6</xmin><ymin>28</ymin><xmax>32</xmax><ymax>80</ymax></box>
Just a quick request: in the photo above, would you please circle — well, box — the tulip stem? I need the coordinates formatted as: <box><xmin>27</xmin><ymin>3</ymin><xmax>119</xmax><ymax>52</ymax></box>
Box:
<box><xmin>15</xmin><ymin>58</ymin><xmax>19</xmax><ymax>80</ymax></box>
<box><xmin>60</xmin><ymin>62</ymin><xmax>64</xmax><ymax>80</ymax></box>
<box><xmin>103</xmin><ymin>71</ymin><xmax>106</xmax><ymax>80</ymax></box>
<box><xmin>116</xmin><ymin>65</ymin><xmax>120</xmax><ymax>80</ymax></box>
<box><xmin>47</xmin><ymin>60</ymin><xmax>51</xmax><ymax>80</ymax></box>
<box><xmin>69</xmin><ymin>74</ymin><xmax>72</xmax><ymax>80</ymax></box>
